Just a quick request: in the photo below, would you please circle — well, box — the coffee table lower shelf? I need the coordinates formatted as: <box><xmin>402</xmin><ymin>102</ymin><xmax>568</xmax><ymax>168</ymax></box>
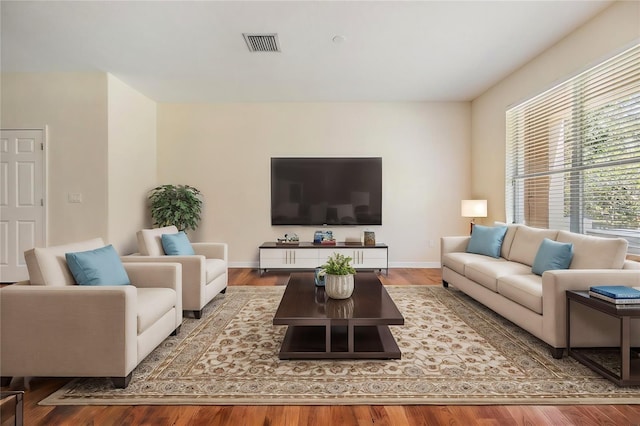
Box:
<box><xmin>279</xmin><ymin>325</ymin><xmax>401</xmax><ymax>360</ymax></box>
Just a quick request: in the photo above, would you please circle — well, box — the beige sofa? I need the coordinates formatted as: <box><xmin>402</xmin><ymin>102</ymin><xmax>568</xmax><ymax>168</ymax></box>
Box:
<box><xmin>0</xmin><ymin>238</ymin><xmax>182</xmax><ymax>388</ymax></box>
<box><xmin>441</xmin><ymin>224</ymin><xmax>640</xmax><ymax>358</ymax></box>
<box><xmin>122</xmin><ymin>226</ymin><xmax>228</xmax><ymax>319</ymax></box>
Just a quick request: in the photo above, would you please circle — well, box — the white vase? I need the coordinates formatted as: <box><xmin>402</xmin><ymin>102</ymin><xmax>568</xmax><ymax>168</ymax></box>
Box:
<box><xmin>325</xmin><ymin>274</ymin><xmax>354</xmax><ymax>299</ymax></box>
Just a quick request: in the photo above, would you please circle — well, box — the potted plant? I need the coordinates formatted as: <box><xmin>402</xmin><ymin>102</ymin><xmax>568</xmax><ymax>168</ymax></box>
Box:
<box><xmin>320</xmin><ymin>253</ymin><xmax>356</xmax><ymax>299</ymax></box>
<box><xmin>148</xmin><ymin>184</ymin><xmax>203</xmax><ymax>232</ymax></box>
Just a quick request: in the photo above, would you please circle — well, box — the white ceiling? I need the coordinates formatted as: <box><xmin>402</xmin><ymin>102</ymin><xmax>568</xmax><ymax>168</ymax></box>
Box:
<box><xmin>1</xmin><ymin>0</ymin><xmax>612</xmax><ymax>102</ymax></box>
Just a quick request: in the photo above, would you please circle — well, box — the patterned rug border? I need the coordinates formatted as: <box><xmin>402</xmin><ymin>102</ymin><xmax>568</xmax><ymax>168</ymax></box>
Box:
<box><xmin>40</xmin><ymin>285</ymin><xmax>640</xmax><ymax>406</ymax></box>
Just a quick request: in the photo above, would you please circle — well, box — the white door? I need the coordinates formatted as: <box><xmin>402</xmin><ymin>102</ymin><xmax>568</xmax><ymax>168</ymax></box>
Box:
<box><xmin>0</xmin><ymin>129</ymin><xmax>46</xmax><ymax>282</ymax></box>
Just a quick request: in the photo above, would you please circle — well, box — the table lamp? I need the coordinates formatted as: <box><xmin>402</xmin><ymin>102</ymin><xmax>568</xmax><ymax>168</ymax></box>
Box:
<box><xmin>461</xmin><ymin>199</ymin><xmax>487</xmax><ymax>234</ymax></box>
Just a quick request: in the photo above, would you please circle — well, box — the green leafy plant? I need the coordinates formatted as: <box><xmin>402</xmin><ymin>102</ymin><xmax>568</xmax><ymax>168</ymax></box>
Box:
<box><xmin>148</xmin><ymin>184</ymin><xmax>202</xmax><ymax>232</ymax></box>
<box><xmin>321</xmin><ymin>253</ymin><xmax>356</xmax><ymax>275</ymax></box>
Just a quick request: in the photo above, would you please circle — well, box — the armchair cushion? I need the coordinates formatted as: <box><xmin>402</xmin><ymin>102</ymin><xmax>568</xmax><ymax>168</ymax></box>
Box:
<box><xmin>25</xmin><ymin>238</ymin><xmax>106</xmax><ymax>286</ymax></box>
<box><xmin>206</xmin><ymin>259</ymin><xmax>227</xmax><ymax>283</ymax></box>
<box><xmin>161</xmin><ymin>232</ymin><xmax>195</xmax><ymax>256</ymax></box>
<box><xmin>66</xmin><ymin>245</ymin><xmax>131</xmax><ymax>286</ymax></box>
<box><xmin>137</xmin><ymin>226</ymin><xmax>178</xmax><ymax>256</ymax></box>
<box><xmin>136</xmin><ymin>288</ymin><xmax>177</xmax><ymax>334</ymax></box>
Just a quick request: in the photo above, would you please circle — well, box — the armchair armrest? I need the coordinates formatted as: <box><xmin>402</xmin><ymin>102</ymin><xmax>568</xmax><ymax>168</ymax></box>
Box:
<box><xmin>440</xmin><ymin>236</ymin><xmax>470</xmax><ymax>256</ymax></box>
<box><xmin>122</xmin><ymin>256</ymin><xmax>203</xmax><ymax>286</ymax></box>
<box><xmin>192</xmin><ymin>242</ymin><xmax>228</xmax><ymax>261</ymax></box>
<box><xmin>0</xmin><ymin>285</ymin><xmax>137</xmax><ymax>378</ymax></box>
<box><xmin>123</xmin><ymin>262</ymin><xmax>182</xmax><ymax>291</ymax></box>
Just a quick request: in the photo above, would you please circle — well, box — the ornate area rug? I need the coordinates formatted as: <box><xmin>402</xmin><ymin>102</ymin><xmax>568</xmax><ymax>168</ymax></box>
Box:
<box><xmin>41</xmin><ymin>286</ymin><xmax>640</xmax><ymax>405</ymax></box>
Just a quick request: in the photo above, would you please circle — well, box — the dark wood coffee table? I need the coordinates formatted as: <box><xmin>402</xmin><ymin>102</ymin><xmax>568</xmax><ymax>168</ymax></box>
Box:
<box><xmin>273</xmin><ymin>272</ymin><xmax>404</xmax><ymax>360</ymax></box>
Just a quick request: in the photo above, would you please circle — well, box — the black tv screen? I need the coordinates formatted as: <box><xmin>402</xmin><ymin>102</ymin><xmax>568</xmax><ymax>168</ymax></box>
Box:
<box><xmin>271</xmin><ymin>157</ymin><xmax>382</xmax><ymax>226</ymax></box>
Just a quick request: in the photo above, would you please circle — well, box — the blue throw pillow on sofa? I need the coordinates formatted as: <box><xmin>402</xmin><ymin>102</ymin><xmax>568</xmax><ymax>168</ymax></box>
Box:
<box><xmin>466</xmin><ymin>225</ymin><xmax>508</xmax><ymax>258</ymax></box>
<box><xmin>161</xmin><ymin>231</ymin><xmax>195</xmax><ymax>255</ymax></box>
<box><xmin>65</xmin><ymin>244</ymin><xmax>131</xmax><ymax>286</ymax></box>
<box><xmin>531</xmin><ymin>238</ymin><xmax>574</xmax><ymax>276</ymax></box>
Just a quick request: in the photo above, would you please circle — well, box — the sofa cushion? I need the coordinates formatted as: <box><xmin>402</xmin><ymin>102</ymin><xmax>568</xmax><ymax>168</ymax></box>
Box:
<box><xmin>465</xmin><ymin>260</ymin><xmax>532</xmax><ymax>292</ymax></box>
<box><xmin>466</xmin><ymin>225</ymin><xmax>508</xmax><ymax>258</ymax></box>
<box><xmin>501</xmin><ymin>224</ymin><xmax>520</xmax><ymax>260</ymax></box>
<box><xmin>65</xmin><ymin>245</ymin><xmax>131</xmax><ymax>286</ymax></box>
<box><xmin>442</xmin><ymin>252</ymin><xmax>504</xmax><ymax>276</ymax></box>
<box><xmin>497</xmin><ymin>274</ymin><xmax>543</xmax><ymax>314</ymax></box>
<box><xmin>161</xmin><ymin>231</ymin><xmax>195</xmax><ymax>256</ymax></box>
<box><xmin>25</xmin><ymin>238</ymin><xmax>106</xmax><ymax>286</ymax></box>
<box><xmin>136</xmin><ymin>287</ymin><xmax>176</xmax><ymax>334</ymax></box>
<box><xmin>556</xmin><ymin>231</ymin><xmax>628</xmax><ymax>270</ymax></box>
<box><xmin>205</xmin><ymin>258</ymin><xmax>227</xmax><ymax>283</ymax></box>
<box><xmin>531</xmin><ymin>238</ymin><xmax>574</xmax><ymax>276</ymax></box>
<box><xmin>508</xmin><ymin>226</ymin><xmax>558</xmax><ymax>267</ymax></box>
<box><xmin>137</xmin><ymin>226</ymin><xmax>179</xmax><ymax>256</ymax></box>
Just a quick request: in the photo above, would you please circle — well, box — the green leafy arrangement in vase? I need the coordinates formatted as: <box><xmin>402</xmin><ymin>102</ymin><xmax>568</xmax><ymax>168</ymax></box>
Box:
<box><xmin>321</xmin><ymin>253</ymin><xmax>356</xmax><ymax>275</ymax></box>
<box><xmin>148</xmin><ymin>184</ymin><xmax>202</xmax><ymax>232</ymax></box>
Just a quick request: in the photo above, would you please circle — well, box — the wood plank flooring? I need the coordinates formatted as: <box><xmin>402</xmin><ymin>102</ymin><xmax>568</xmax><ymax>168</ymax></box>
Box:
<box><xmin>4</xmin><ymin>268</ymin><xmax>640</xmax><ymax>426</ymax></box>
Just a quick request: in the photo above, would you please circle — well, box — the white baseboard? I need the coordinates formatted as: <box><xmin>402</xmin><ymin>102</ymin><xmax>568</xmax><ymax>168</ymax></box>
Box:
<box><xmin>229</xmin><ymin>261</ymin><xmax>260</xmax><ymax>268</ymax></box>
<box><xmin>389</xmin><ymin>261</ymin><xmax>441</xmax><ymax>269</ymax></box>
<box><xmin>229</xmin><ymin>261</ymin><xmax>441</xmax><ymax>269</ymax></box>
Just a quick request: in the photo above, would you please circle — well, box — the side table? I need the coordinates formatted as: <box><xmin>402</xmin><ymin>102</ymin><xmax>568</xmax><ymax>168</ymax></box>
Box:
<box><xmin>566</xmin><ymin>290</ymin><xmax>640</xmax><ymax>386</ymax></box>
<box><xmin>0</xmin><ymin>391</ymin><xmax>24</xmax><ymax>426</ymax></box>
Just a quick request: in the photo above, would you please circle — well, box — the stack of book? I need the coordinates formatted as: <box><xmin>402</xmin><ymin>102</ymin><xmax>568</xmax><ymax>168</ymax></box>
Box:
<box><xmin>589</xmin><ymin>285</ymin><xmax>640</xmax><ymax>304</ymax></box>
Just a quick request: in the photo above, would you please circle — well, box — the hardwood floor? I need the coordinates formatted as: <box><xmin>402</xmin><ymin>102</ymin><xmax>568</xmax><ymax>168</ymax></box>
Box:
<box><xmin>3</xmin><ymin>268</ymin><xmax>640</xmax><ymax>426</ymax></box>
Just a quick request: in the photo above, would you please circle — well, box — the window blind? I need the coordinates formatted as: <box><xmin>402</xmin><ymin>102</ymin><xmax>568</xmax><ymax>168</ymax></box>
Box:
<box><xmin>506</xmin><ymin>44</ymin><xmax>640</xmax><ymax>254</ymax></box>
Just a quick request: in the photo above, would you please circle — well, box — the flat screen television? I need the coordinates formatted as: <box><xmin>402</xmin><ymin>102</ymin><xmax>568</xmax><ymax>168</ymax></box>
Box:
<box><xmin>271</xmin><ymin>157</ymin><xmax>382</xmax><ymax>226</ymax></box>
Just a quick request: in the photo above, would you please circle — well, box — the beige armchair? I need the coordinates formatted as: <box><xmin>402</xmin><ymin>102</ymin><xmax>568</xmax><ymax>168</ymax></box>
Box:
<box><xmin>122</xmin><ymin>226</ymin><xmax>228</xmax><ymax>319</ymax></box>
<box><xmin>0</xmin><ymin>238</ymin><xmax>182</xmax><ymax>389</ymax></box>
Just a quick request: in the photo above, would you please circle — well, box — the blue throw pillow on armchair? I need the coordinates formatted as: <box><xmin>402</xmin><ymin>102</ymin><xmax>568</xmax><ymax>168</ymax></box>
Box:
<box><xmin>161</xmin><ymin>231</ymin><xmax>195</xmax><ymax>255</ymax></box>
<box><xmin>466</xmin><ymin>225</ymin><xmax>508</xmax><ymax>258</ymax></box>
<box><xmin>65</xmin><ymin>244</ymin><xmax>131</xmax><ymax>286</ymax></box>
<box><xmin>531</xmin><ymin>238</ymin><xmax>574</xmax><ymax>276</ymax></box>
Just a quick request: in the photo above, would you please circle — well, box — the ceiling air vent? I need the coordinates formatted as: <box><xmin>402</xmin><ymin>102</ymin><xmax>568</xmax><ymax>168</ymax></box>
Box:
<box><xmin>243</xmin><ymin>33</ymin><xmax>280</xmax><ymax>52</ymax></box>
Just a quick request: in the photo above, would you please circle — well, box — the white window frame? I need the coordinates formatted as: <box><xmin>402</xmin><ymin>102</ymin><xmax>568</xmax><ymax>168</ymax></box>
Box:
<box><xmin>506</xmin><ymin>44</ymin><xmax>640</xmax><ymax>254</ymax></box>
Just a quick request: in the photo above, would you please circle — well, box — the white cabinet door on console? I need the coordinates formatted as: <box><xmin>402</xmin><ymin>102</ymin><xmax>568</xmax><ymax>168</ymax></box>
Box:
<box><xmin>260</xmin><ymin>248</ymin><xmax>320</xmax><ymax>270</ymax></box>
<box><xmin>319</xmin><ymin>248</ymin><xmax>388</xmax><ymax>270</ymax></box>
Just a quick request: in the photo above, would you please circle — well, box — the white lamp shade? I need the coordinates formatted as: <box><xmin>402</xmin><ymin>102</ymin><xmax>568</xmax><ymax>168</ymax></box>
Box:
<box><xmin>461</xmin><ymin>200</ymin><xmax>487</xmax><ymax>218</ymax></box>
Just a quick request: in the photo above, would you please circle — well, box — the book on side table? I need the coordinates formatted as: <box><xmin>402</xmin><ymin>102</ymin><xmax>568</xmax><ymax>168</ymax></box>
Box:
<box><xmin>589</xmin><ymin>285</ymin><xmax>640</xmax><ymax>305</ymax></box>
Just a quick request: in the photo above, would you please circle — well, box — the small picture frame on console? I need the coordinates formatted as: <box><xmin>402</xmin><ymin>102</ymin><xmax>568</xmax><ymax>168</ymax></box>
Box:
<box><xmin>364</xmin><ymin>231</ymin><xmax>376</xmax><ymax>245</ymax></box>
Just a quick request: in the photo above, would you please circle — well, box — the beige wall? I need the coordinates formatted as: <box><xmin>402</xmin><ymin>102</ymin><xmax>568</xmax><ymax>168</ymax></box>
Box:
<box><xmin>471</xmin><ymin>0</ymin><xmax>640</xmax><ymax>224</ymax></box>
<box><xmin>1</xmin><ymin>72</ymin><xmax>158</xmax><ymax>252</ymax></box>
<box><xmin>107</xmin><ymin>74</ymin><xmax>157</xmax><ymax>254</ymax></box>
<box><xmin>1</xmin><ymin>73</ymin><xmax>109</xmax><ymax>245</ymax></box>
<box><xmin>158</xmin><ymin>102</ymin><xmax>471</xmax><ymax>267</ymax></box>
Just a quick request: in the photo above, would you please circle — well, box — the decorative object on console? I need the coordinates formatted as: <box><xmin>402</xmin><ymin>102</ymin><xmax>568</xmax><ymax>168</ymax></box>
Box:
<box><xmin>345</xmin><ymin>236</ymin><xmax>362</xmax><ymax>245</ymax></box>
<box><xmin>277</xmin><ymin>233</ymin><xmax>300</xmax><ymax>245</ymax></box>
<box><xmin>321</xmin><ymin>253</ymin><xmax>356</xmax><ymax>299</ymax></box>
<box><xmin>461</xmin><ymin>199</ymin><xmax>487</xmax><ymax>235</ymax></box>
<box><xmin>364</xmin><ymin>231</ymin><xmax>376</xmax><ymax>246</ymax></box>
<box><xmin>314</xmin><ymin>230</ymin><xmax>334</xmax><ymax>244</ymax></box>
<box><xmin>148</xmin><ymin>184</ymin><xmax>202</xmax><ymax>232</ymax></box>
